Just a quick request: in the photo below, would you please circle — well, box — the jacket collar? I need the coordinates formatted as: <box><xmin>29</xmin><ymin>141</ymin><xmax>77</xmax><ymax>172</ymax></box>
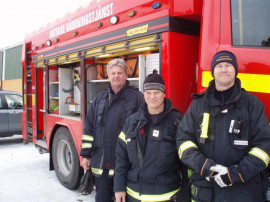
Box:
<box><xmin>205</xmin><ymin>78</ymin><xmax>243</xmax><ymax>107</ymax></box>
<box><xmin>108</xmin><ymin>80</ymin><xmax>129</xmax><ymax>99</ymax></box>
<box><xmin>136</xmin><ymin>98</ymin><xmax>173</xmax><ymax>124</ymax></box>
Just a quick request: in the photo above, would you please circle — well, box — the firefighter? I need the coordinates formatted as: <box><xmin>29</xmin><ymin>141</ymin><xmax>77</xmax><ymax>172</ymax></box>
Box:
<box><xmin>114</xmin><ymin>70</ymin><xmax>189</xmax><ymax>202</ymax></box>
<box><xmin>80</xmin><ymin>58</ymin><xmax>144</xmax><ymax>202</ymax></box>
<box><xmin>177</xmin><ymin>50</ymin><xmax>270</xmax><ymax>201</ymax></box>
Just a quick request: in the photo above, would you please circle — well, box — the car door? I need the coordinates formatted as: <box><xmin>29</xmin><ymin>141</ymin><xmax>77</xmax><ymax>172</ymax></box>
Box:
<box><xmin>4</xmin><ymin>93</ymin><xmax>23</xmax><ymax>134</ymax></box>
<box><xmin>0</xmin><ymin>94</ymin><xmax>9</xmax><ymax>134</ymax></box>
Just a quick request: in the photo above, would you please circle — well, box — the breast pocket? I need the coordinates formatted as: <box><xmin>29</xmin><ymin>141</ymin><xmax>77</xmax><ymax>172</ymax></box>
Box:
<box><xmin>119</xmin><ymin>102</ymin><xmax>136</xmax><ymax>128</ymax></box>
<box><xmin>154</xmin><ymin>127</ymin><xmax>178</xmax><ymax>170</ymax></box>
<box><xmin>95</xmin><ymin>99</ymin><xmax>106</xmax><ymax>128</ymax></box>
<box><xmin>228</xmin><ymin>117</ymin><xmax>249</xmax><ymax>151</ymax></box>
<box><xmin>160</xmin><ymin>126</ymin><xmax>177</xmax><ymax>152</ymax></box>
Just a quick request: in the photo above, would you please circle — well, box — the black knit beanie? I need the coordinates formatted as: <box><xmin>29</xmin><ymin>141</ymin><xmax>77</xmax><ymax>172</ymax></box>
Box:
<box><xmin>143</xmin><ymin>69</ymin><xmax>165</xmax><ymax>93</ymax></box>
<box><xmin>211</xmin><ymin>51</ymin><xmax>238</xmax><ymax>76</ymax></box>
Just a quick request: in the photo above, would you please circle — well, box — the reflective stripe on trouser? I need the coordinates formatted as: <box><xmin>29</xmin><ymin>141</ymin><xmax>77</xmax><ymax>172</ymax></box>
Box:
<box><xmin>127</xmin><ymin>186</ymin><xmax>180</xmax><ymax>201</ymax></box>
<box><xmin>95</xmin><ymin>169</ymin><xmax>114</xmax><ymax>202</ymax></box>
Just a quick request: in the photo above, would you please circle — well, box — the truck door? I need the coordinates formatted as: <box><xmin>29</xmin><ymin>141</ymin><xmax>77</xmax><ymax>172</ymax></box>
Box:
<box><xmin>36</xmin><ymin>67</ymin><xmax>45</xmax><ymax>140</ymax></box>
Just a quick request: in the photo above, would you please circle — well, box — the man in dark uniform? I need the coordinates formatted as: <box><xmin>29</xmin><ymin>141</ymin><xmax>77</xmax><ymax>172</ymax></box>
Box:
<box><xmin>114</xmin><ymin>70</ymin><xmax>188</xmax><ymax>202</ymax></box>
<box><xmin>177</xmin><ymin>50</ymin><xmax>270</xmax><ymax>202</ymax></box>
<box><xmin>80</xmin><ymin>58</ymin><xmax>144</xmax><ymax>202</ymax></box>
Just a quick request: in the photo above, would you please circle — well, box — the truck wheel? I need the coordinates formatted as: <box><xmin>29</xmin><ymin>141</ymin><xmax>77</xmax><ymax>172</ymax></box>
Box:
<box><xmin>52</xmin><ymin>127</ymin><xmax>83</xmax><ymax>189</ymax></box>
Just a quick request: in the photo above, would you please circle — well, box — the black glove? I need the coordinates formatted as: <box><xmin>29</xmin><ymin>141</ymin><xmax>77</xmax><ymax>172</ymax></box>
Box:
<box><xmin>78</xmin><ymin>169</ymin><xmax>95</xmax><ymax>195</ymax></box>
<box><xmin>170</xmin><ymin>181</ymin><xmax>191</xmax><ymax>202</ymax></box>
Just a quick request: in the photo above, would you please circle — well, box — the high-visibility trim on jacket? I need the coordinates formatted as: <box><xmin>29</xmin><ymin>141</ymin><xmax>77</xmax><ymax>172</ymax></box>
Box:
<box><xmin>82</xmin><ymin>134</ymin><xmax>94</xmax><ymax>142</ymax></box>
<box><xmin>118</xmin><ymin>131</ymin><xmax>127</xmax><ymax>144</ymax></box>
<box><xmin>82</xmin><ymin>143</ymin><xmax>92</xmax><ymax>149</ymax></box>
<box><xmin>127</xmin><ymin>187</ymin><xmax>180</xmax><ymax>201</ymax></box>
<box><xmin>109</xmin><ymin>169</ymin><xmax>114</xmax><ymax>176</ymax></box>
<box><xmin>178</xmin><ymin>141</ymin><xmax>198</xmax><ymax>159</ymax></box>
<box><xmin>188</xmin><ymin>169</ymin><xmax>193</xmax><ymax>179</ymax></box>
<box><xmin>92</xmin><ymin>167</ymin><xmax>103</xmax><ymax>175</ymax></box>
<box><xmin>249</xmin><ymin>147</ymin><xmax>270</xmax><ymax>166</ymax></box>
<box><xmin>91</xmin><ymin>167</ymin><xmax>115</xmax><ymax>176</ymax></box>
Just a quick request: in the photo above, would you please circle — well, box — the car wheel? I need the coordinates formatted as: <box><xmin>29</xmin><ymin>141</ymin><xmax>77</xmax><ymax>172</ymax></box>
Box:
<box><xmin>52</xmin><ymin>127</ymin><xmax>83</xmax><ymax>189</ymax></box>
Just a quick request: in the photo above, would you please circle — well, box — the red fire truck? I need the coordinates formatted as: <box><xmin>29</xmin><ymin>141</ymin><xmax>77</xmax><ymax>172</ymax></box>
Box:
<box><xmin>21</xmin><ymin>0</ymin><xmax>270</xmax><ymax>189</ymax></box>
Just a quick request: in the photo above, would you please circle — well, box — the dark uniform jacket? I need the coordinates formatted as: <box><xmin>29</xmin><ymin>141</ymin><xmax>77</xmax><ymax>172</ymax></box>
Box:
<box><xmin>114</xmin><ymin>98</ymin><xmax>187</xmax><ymax>201</ymax></box>
<box><xmin>80</xmin><ymin>81</ymin><xmax>144</xmax><ymax>177</ymax></box>
<box><xmin>177</xmin><ymin>78</ymin><xmax>270</xmax><ymax>202</ymax></box>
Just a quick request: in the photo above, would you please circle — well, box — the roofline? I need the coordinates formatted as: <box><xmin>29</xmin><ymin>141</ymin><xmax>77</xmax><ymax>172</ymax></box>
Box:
<box><xmin>0</xmin><ymin>42</ymin><xmax>24</xmax><ymax>51</ymax></box>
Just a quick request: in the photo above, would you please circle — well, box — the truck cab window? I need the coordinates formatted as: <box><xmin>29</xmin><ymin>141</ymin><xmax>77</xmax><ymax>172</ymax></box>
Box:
<box><xmin>231</xmin><ymin>0</ymin><xmax>270</xmax><ymax>47</ymax></box>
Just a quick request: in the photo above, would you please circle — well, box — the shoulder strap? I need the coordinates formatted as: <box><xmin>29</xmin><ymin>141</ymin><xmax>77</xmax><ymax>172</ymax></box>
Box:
<box><xmin>135</xmin><ymin>121</ymin><xmax>144</xmax><ymax>169</ymax></box>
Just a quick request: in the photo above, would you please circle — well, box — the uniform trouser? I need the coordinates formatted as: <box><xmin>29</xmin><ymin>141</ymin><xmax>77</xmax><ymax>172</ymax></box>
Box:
<box><xmin>94</xmin><ymin>169</ymin><xmax>114</xmax><ymax>202</ymax></box>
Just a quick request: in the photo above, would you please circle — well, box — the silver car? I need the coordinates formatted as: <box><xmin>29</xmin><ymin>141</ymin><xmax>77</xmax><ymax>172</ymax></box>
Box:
<box><xmin>0</xmin><ymin>90</ymin><xmax>23</xmax><ymax>137</ymax></box>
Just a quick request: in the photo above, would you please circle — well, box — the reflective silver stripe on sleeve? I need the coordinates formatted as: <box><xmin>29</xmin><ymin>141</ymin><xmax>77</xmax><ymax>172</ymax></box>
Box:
<box><xmin>249</xmin><ymin>147</ymin><xmax>270</xmax><ymax>166</ymax></box>
<box><xmin>82</xmin><ymin>143</ymin><xmax>92</xmax><ymax>149</ymax></box>
<box><xmin>82</xmin><ymin>134</ymin><xmax>94</xmax><ymax>142</ymax></box>
<box><xmin>178</xmin><ymin>141</ymin><xmax>198</xmax><ymax>159</ymax></box>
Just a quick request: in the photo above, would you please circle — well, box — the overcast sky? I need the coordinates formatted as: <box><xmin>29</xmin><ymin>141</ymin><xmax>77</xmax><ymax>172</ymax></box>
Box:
<box><xmin>0</xmin><ymin>0</ymin><xmax>91</xmax><ymax>49</ymax></box>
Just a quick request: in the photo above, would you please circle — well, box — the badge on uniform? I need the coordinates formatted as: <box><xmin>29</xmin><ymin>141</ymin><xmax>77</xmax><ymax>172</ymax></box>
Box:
<box><xmin>152</xmin><ymin>130</ymin><xmax>160</xmax><ymax>138</ymax></box>
<box><xmin>234</xmin><ymin>140</ymin><xmax>248</xmax><ymax>146</ymax></box>
<box><xmin>229</xmin><ymin>120</ymin><xmax>242</xmax><ymax>134</ymax></box>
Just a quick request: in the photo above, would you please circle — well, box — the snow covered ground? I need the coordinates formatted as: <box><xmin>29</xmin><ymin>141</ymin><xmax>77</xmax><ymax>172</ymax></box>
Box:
<box><xmin>0</xmin><ymin>135</ymin><xmax>95</xmax><ymax>202</ymax></box>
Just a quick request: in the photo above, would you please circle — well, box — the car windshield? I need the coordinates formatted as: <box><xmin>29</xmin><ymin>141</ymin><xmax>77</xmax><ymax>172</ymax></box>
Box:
<box><xmin>5</xmin><ymin>94</ymin><xmax>23</xmax><ymax>109</ymax></box>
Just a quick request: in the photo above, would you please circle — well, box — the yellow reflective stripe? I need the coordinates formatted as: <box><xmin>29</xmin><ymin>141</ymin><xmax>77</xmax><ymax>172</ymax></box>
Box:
<box><xmin>119</xmin><ymin>131</ymin><xmax>127</xmax><ymax>144</ymax></box>
<box><xmin>109</xmin><ymin>169</ymin><xmax>114</xmax><ymax>176</ymax></box>
<box><xmin>82</xmin><ymin>143</ymin><xmax>92</xmax><ymax>149</ymax></box>
<box><xmin>126</xmin><ymin>187</ymin><xmax>142</xmax><ymax>201</ymax></box>
<box><xmin>178</xmin><ymin>141</ymin><xmax>198</xmax><ymax>159</ymax></box>
<box><xmin>91</xmin><ymin>167</ymin><xmax>103</xmax><ymax>175</ymax></box>
<box><xmin>127</xmin><ymin>187</ymin><xmax>180</xmax><ymax>201</ymax></box>
<box><xmin>202</xmin><ymin>71</ymin><xmax>270</xmax><ymax>94</ymax></box>
<box><xmin>249</xmin><ymin>147</ymin><xmax>270</xmax><ymax>166</ymax></box>
<box><xmin>200</xmin><ymin>113</ymin><xmax>209</xmax><ymax>139</ymax></box>
<box><xmin>188</xmin><ymin>168</ymin><xmax>193</xmax><ymax>179</ymax></box>
<box><xmin>82</xmin><ymin>134</ymin><xmax>94</xmax><ymax>142</ymax></box>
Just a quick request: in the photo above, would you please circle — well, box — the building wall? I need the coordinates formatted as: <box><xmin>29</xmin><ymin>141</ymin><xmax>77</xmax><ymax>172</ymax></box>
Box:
<box><xmin>4</xmin><ymin>44</ymin><xmax>23</xmax><ymax>80</ymax></box>
<box><xmin>2</xmin><ymin>79</ymin><xmax>22</xmax><ymax>93</ymax></box>
<box><xmin>1</xmin><ymin>43</ymin><xmax>23</xmax><ymax>92</ymax></box>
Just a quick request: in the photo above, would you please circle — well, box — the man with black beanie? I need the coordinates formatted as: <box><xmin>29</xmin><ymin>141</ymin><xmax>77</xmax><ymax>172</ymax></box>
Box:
<box><xmin>114</xmin><ymin>70</ymin><xmax>189</xmax><ymax>202</ymax></box>
<box><xmin>177</xmin><ymin>50</ymin><xmax>270</xmax><ymax>201</ymax></box>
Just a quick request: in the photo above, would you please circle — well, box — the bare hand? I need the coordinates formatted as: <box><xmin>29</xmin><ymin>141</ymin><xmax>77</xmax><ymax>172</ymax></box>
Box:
<box><xmin>115</xmin><ymin>192</ymin><xmax>126</xmax><ymax>202</ymax></box>
<box><xmin>82</xmin><ymin>158</ymin><xmax>91</xmax><ymax>170</ymax></box>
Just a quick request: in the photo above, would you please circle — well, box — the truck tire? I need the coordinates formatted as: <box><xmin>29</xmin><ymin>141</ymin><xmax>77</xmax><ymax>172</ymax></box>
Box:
<box><xmin>52</xmin><ymin>127</ymin><xmax>83</xmax><ymax>189</ymax></box>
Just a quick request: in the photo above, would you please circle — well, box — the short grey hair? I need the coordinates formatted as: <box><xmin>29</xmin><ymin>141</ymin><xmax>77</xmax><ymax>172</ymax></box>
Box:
<box><xmin>107</xmin><ymin>58</ymin><xmax>128</xmax><ymax>75</ymax></box>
